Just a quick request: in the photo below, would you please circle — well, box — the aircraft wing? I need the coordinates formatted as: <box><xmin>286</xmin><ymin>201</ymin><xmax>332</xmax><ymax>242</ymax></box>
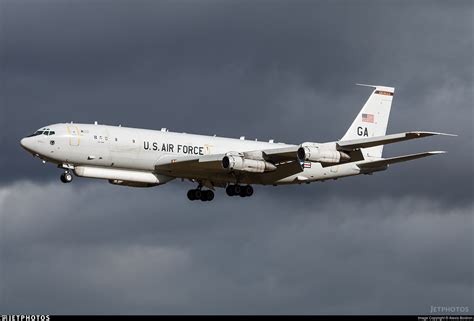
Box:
<box><xmin>357</xmin><ymin>151</ymin><xmax>446</xmax><ymax>169</ymax></box>
<box><xmin>261</xmin><ymin>146</ymin><xmax>299</xmax><ymax>163</ymax></box>
<box><xmin>155</xmin><ymin>154</ymin><xmax>225</xmax><ymax>174</ymax></box>
<box><xmin>337</xmin><ymin>131</ymin><xmax>456</xmax><ymax>151</ymax></box>
<box><xmin>154</xmin><ymin>147</ymin><xmax>303</xmax><ymax>177</ymax></box>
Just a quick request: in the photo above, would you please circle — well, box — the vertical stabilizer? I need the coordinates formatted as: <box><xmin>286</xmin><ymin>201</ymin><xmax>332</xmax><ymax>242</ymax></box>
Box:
<box><xmin>341</xmin><ymin>84</ymin><xmax>395</xmax><ymax>158</ymax></box>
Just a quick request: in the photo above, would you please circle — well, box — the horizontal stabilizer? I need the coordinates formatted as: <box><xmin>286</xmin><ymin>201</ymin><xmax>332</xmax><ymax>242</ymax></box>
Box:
<box><xmin>337</xmin><ymin>131</ymin><xmax>456</xmax><ymax>151</ymax></box>
<box><xmin>357</xmin><ymin>151</ymin><xmax>446</xmax><ymax>169</ymax></box>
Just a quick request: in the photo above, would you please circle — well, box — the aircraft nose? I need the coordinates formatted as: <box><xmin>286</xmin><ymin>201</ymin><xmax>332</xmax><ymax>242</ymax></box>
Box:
<box><xmin>20</xmin><ymin>137</ymin><xmax>34</xmax><ymax>152</ymax></box>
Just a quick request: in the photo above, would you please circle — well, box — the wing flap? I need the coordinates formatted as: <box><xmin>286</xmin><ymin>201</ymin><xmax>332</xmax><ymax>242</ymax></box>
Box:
<box><xmin>262</xmin><ymin>146</ymin><xmax>299</xmax><ymax>163</ymax></box>
<box><xmin>154</xmin><ymin>146</ymin><xmax>303</xmax><ymax>179</ymax></box>
<box><xmin>357</xmin><ymin>151</ymin><xmax>446</xmax><ymax>169</ymax></box>
<box><xmin>155</xmin><ymin>154</ymin><xmax>225</xmax><ymax>174</ymax></box>
<box><xmin>337</xmin><ymin>131</ymin><xmax>456</xmax><ymax>151</ymax></box>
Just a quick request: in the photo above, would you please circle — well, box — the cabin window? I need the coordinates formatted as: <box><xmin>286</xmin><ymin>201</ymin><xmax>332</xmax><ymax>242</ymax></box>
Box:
<box><xmin>94</xmin><ymin>135</ymin><xmax>97</xmax><ymax>139</ymax></box>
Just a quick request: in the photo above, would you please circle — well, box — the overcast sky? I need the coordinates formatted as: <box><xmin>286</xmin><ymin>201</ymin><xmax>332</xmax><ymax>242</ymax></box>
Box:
<box><xmin>1</xmin><ymin>0</ymin><xmax>473</xmax><ymax>314</ymax></box>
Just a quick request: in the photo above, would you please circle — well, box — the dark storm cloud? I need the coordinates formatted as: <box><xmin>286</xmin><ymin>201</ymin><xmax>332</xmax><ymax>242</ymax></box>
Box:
<box><xmin>0</xmin><ymin>181</ymin><xmax>472</xmax><ymax>314</ymax></box>
<box><xmin>0</xmin><ymin>0</ymin><xmax>473</xmax><ymax>314</ymax></box>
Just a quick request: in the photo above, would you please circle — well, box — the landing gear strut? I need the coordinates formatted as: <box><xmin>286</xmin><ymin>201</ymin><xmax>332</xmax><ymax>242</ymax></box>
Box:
<box><xmin>226</xmin><ymin>184</ymin><xmax>253</xmax><ymax>197</ymax></box>
<box><xmin>187</xmin><ymin>187</ymin><xmax>214</xmax><ymax>202</ymax></box>
<box><xmin>60</xmin><ymin>171</ymin><xmax>73</xmax><ymax>183</ymax></box>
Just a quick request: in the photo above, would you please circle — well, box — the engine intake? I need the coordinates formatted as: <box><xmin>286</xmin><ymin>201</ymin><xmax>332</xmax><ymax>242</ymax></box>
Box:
<box><xmin>297</xmin><ymin>145</ymin><xmax>350</xmax><ymax>164</ymax></box>
<box><xmin>222</xmin><ymin>155</ymin><xmax>277</xmax><ymax>173</ymax></box>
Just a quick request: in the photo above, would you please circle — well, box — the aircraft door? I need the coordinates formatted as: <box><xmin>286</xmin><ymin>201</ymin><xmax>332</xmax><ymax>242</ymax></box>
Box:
<box><xmin>67</xmin><ymin>125</ymin><xmax>80</xmax><ymax>146</ymax></box>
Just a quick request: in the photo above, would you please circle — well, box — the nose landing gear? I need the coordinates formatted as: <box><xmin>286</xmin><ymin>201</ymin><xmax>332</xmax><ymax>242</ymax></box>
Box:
<box><xmin>60</xmin><ymin>171</ymin><xmax>73</xmax><ymax>183</ymax></box>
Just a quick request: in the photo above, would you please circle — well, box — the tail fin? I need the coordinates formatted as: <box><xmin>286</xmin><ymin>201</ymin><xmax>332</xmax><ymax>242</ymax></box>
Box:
<box><xmin>341</xmin><ymin>84</ymin><xmax>395</xmax><ymax>158</ymax></box>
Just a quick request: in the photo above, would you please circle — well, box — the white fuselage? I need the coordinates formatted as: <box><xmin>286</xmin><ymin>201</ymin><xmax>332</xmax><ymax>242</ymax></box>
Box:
<box><xmin>20</xmin><ymin>123</ymin><xmax>363</xmax><ymax>186</ymax></box>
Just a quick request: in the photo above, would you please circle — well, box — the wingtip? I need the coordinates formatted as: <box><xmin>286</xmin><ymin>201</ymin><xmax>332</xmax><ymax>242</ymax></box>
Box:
<box><xmin>429</xmin><ymin>151</ymin><xmax>447</xmax><ymax>155</ymax></box>
<box><xmin>433</xmin><ymin>132</ymin><xmax>458</xmax><ymax>137</ymax></box>
<box><xmin>409</xmin><ymin>131</ymin><xmax>458</xmax><ymax>137</ymax></box>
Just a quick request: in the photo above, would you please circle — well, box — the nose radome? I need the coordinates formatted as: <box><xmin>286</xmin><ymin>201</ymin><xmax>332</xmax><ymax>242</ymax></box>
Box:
<box><xmin>20</xmin><ymin>137</ymin><xmax>33</xmax><ymax>151</ymax></box>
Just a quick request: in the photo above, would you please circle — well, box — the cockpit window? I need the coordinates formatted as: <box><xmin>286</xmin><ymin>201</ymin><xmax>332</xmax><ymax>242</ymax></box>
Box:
<box><xmin>27</xmin><ymin>131</ymin><xmax>44</xmax><ymax>137</ymax></box>
<box><xmin>27</xmin><ymin>129</ymin><xmax>55</xmax><ymax>137</ymax></box>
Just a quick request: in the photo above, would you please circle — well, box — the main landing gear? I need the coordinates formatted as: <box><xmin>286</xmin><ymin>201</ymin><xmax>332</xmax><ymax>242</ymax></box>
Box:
<box><xmin>187</xmin><ymin>188</ymin><xmax>215</xmax><ymax>202</ymax></box>
<box><xmin>226</xmin><ymin>184</ymin><xmax>253</xmax><ymax>197</ymax></box>
<box><xmin>60</xmin><ymin>171</ymin><xmax>73</xmax><ymax>183</ymax></box>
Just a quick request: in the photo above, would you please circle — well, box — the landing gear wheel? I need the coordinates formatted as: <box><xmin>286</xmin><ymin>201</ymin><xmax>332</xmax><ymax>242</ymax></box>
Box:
<box><xmin>60</xmin><ymin>172</ymin><xmax>73</xmax><ymax>183</ymax></box>
<box><xmin>194</xmin><ymin>189</ymin><xmax>202</xmax><ymax>200</ymax></box>
<box><xmin>200</xmin><ymin>190</ymin><xmax>215</xmax><ymax>202</ymax></box>
<box><xmin>187</xmin><ymin>189</ymin><xmax>196</xmax><ymax>201</ymax></box>
<box><xmin>188</xmin><ymin>189</ymin><xmax>214</xmax><ymax>201</ymax></box>
<box><xmin>226</xmin><ymin>185</ymin><xmax>252</xmax><ymax>197</ymax></box>
<box><xmin>240</xmin><ymin>185</ymin><xmax>253</xmax><ymax>197</ymax></box>
<box><xmin>206</xmin><ymin>190</ymin><xmax>215</xmax><ymax>201</ymax></box>
<box><xmin>226</xmin><ymin>185</ymin><xmax>235</xmax><ymax>196</ymax></box>
<box><xmin>233</xmin><ymin>185</ymin><xmax>241</xmax><ymax>195</ymax></box>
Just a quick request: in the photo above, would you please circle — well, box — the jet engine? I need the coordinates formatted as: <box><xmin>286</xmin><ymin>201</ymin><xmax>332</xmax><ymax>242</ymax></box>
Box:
<box><xmin>222</xmin><ymin>155</ymin><xmax>277</xmax><ymax>173</ymax></box>
<box><xmin>297</xmin><ymin>144</ymin><xmax>350</xmax><ymax>164</ymax></box>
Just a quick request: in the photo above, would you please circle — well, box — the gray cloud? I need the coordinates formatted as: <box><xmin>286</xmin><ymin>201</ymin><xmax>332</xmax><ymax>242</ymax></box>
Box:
<box><xmin>1</xmin><ymin>0</ymin><xmax>472</xmax><ymax>204</ymax></box>
<box><xmin>0</xmin><ymin>181</ymin><xmax>472</xmax><ymax>314</ymax></box>
<box><xmin>0</xmin><ymin>0</ymin><xmax>473</xmax><ymax>314</ymax></box>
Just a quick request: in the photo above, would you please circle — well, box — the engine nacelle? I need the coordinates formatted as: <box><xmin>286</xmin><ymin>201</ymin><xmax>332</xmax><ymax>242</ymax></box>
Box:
<box><xmin>222</xmin><ymin>155</ymin><xmax>277</xmax><ymax>173</ymax></box>
<box><xmin>297</xmin><ymin>144</ymin><xmax>350</xmax><ymax>164</ymax></box>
